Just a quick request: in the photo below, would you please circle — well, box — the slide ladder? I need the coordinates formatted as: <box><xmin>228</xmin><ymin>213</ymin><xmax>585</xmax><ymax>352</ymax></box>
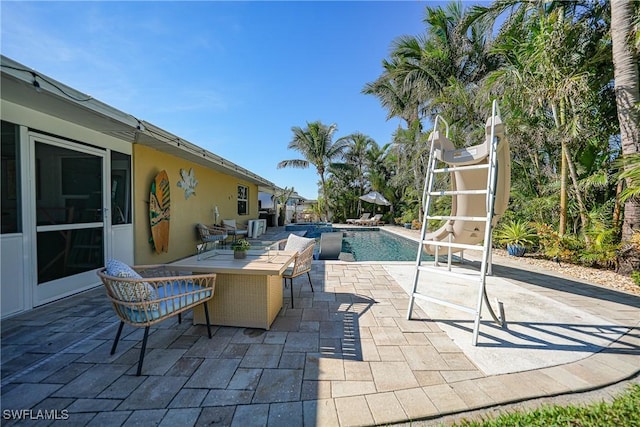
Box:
<box><xmin>406</xmin><ymin>100</ymin><xmax>508</xmax><ymax>346</ymax></box>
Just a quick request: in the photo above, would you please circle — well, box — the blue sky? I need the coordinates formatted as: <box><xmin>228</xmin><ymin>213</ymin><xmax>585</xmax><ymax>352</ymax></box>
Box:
<box><xmin>2</xmin><ymin>1</ymin><xmax>446</xmax><ymax>199</ymax></box>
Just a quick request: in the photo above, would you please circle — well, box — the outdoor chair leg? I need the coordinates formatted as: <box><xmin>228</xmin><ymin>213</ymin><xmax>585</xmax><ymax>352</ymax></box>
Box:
<box><xmin>307</xmin><ymin>272</ymin><xmax>314</xmax><ymax>292</ymax></box>
<box><xmin>111</xmin><ymin>321</ymin><xmax>125</xmax><ymax>355</ymax></box>
<box><xmin>203</xmin><ymin>303</ymin><xmax>212</xmax><ymax>339</ymax></box>
<box><xmin>136</xmin><ymin>326</ymin><xmax>150</xmax><ymax>376</ymax></box>
<box><xmin>290</xmin><ymin>278</ymin><xmax>295</xmax><ymax>309</ymax></box>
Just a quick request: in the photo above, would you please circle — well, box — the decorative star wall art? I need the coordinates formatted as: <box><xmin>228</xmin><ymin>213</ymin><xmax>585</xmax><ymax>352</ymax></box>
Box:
<box><xmin>177</xmin><ymin>168</ymin><xmax>198</xmax><ymax>199</ymax></box>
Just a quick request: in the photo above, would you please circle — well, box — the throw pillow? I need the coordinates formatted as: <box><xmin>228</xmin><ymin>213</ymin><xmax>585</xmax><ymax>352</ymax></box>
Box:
<box><xmin>105</xmin><ymin>259</ymin><xmax>157</xmax><ymax>307</ymax></box>
<box><xmin>284</xmin><ymin>233</ymin><xmax>315</xmax><ymax>253</ymax></box>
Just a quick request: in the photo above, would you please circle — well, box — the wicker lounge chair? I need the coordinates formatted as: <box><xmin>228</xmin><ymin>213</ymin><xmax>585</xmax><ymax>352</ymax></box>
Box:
<box><xmin>98</xmin><ymin>260</ymin><xmax>216</xmax><ymax>376</ymax></box>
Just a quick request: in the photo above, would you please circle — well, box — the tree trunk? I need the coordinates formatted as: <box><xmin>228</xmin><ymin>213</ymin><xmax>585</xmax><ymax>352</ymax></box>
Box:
<box><xmin>612</xmin><ymin>179</ymin><xmax>623</xmax><ymax>232</ymax></box>
<box><xmin>559</xmin><ymin>143</ymin><xmax>568</xmax><ymax>235</ymax></box>
<box><xmin>611</xmin><ymin>0</ymin><xmax>640</xmax><ymax>274</ymax></box>
<box><xmin>564</xmin><ymin>145</ymin><xmax>590</xmax><ymax>243</ymax></box>
<box><xmin>319</xmin><ymin>173</ymin><xmax>330</xmax><ymax>222</ymax></box>
<box><xmin>552</xmin><ymin>104</ymin><xmax>568</xmax><ymax>235</ymax></box>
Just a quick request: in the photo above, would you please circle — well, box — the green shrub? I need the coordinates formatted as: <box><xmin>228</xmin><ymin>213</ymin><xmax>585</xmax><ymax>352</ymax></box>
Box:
<box><xmin>535</xmin><ymin>223</ymin><xmax>584</xmax><ymax>263</ymax></box>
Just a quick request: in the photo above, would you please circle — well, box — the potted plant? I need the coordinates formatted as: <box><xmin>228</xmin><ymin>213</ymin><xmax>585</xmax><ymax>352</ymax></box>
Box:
<box><xmin>494</xmin><ymin>220</ymin><xmax>537</xmax><ymax>257</ymax></box>
<box><xmin>231</xmin><ymin>239</ymin><xmax>251</xmax><ymax>259</ymax></box>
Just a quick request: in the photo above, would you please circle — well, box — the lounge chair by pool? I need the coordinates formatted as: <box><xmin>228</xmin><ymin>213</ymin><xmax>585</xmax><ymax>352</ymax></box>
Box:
<box><xmin>346</xmin><ymin>212</ymin><xmax>370</xmax><ymax>224</ymax></box>
<box><xmin>356</xmin><ymin>213</ymin><xmax>383</xmax><ymax>226</ymax></box>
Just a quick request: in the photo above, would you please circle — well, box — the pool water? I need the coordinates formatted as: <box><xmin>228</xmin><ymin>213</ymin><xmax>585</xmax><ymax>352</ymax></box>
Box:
<box><xmin>341</xmin><ymin>230</ymin><xmax>434</xmax><ymax>262</ymax></box>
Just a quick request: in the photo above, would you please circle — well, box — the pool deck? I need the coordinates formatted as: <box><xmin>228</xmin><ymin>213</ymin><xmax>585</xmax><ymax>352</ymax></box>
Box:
<box><xmin>1</xmin><ymin>225</ymin><xmax>638</xmax><ymax>426</ymax></box>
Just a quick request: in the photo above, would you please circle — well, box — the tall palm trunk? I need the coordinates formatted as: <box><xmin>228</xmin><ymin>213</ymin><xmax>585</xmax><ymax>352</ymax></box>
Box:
<box><xmin>565</xmin><ymin>144</ymin><xmax>590</xmax><ymax>243</ymax></box>
<box><xmin>613</xmin><ymin>179</ymin><xmax>624</xmax><ymax>231</ymax></box>
<box><xmin>611</xmin><ymin>0</ymin><xmax>640</xmax><ymax>274</ymax></box>
<box><xmin>552</xmin><ymin>103</ymin><xmax>568</xmax><ymax>235</ymax></box>
<box><xmin>552</xmin><ymin>101</ymin><xmax>589</xmax><ymax>238</ymax></box>
<box><xmin>559</xmin><ymin>144</ymin><xmax>568</xmax><ymax>234</ymax></box>
<box><xmin>318</xmin><ymin>169</ymin><xmax>330</xmax><ymax>221</ymax></box>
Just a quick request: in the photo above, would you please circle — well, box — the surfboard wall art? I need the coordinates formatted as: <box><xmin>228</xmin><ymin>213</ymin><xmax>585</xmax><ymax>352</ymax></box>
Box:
<box><xmin>149</xmin><ymin>170</ymin><xmax>170</xmax><ymax>254</ymax></box>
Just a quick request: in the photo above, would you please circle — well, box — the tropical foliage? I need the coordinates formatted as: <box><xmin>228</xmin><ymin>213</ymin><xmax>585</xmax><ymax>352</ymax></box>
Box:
<box><xmin>495</xmin><ymin>220</ymin><xmax>537</xmax><ymax>248</ymax></box>
<box><xmin>279</xmin><ymin>0</ymin><xmax>640</xmax><ymax>275</ymax></box>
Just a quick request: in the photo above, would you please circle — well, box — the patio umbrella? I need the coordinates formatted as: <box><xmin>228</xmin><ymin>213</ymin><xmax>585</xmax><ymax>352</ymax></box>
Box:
<box><xmin>359</xmin><ymin>191</ymin><xmax>391</xmax><ymax>206</ymax></box>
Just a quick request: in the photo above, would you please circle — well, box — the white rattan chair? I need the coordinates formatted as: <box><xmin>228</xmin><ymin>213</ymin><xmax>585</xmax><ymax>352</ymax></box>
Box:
<box><xmin>274</xmin><ymin>237</ymin><xmax>315</xmax><ymax>308</ymax></box>
<box><xmin>98</xmin><ymin>262</ymin><xmax>216</xmax><ymax>376</ymax></box>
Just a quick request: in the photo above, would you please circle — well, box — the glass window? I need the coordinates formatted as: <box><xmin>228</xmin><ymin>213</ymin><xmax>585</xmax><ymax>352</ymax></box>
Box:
<box><xmin>1</xmin><ymin>121</ymin><xmax>20</xmax><ymax>233</ymax></box>
<box><xmin>111</xmin><ymin>151</ymin><xmax>131</xmax><ymax>224</ymax></box>
<box><xmin>237</xmin><ymin>185</ymin><xmax>248</xmax><ymax>215</ymax></box>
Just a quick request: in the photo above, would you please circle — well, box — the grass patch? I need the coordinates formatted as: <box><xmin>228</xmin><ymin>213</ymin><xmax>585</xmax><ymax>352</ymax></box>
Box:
<box><xmin>450</xmin><ymin>384</ymin><xmax>639</xmax><ymax>426</ymax></box>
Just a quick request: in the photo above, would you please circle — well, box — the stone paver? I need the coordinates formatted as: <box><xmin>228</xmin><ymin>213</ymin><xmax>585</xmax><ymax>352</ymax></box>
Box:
<box><xmin>253</xmin><ymin>369</ymin><xmax>303</xmax><ymax>403</ymax></box>
<box><xmin>334</xmin><ymin>395</ymin><xmax>374</xmax><ymax>426</ymax></box>
<box><xmin>1</xmin><ymin>226</ymin><xmax>638</xmax><ymax>426</ymax></box>
<box><xmin>370</xmin><ymin>361</ymin><xmax>420</xmax><ymax>392</ymax></box>
<box><xmin>268</xmin><ymin>401</ymin><xmax>304</xmax><ymax>427</ymax></box>
<box><xmin>366</xmin><ymin>391</ymin><xmax>408</xmax><ymax>425</ymax></box>
<box><xmin>394</xmin><ymin>387</ymin><xmax>439</xmax><ymax>419</ymax></box>
<box><xmin>118</xmin><ymin>376</ymin><xmax>188</xmax><ymax>410</ymax></box>
<box><xmin>230</xmin><ymin>404</ymin><xmax>269</xmax><ymax>427</ymax></box>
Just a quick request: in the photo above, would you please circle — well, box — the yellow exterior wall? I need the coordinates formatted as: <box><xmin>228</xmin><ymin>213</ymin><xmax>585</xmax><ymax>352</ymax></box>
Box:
<box><xmin>133</xmin><ymin>144</ymin><xmax>258</xmax><ymax>265</ymax></box>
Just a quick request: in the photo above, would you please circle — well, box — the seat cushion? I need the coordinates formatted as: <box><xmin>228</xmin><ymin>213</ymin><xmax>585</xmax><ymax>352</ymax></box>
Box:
<box><xmin>202</xmin><ymin>234</ymin><xmax>226</xmax><ymax>242</ymax></box>
<box><xmin>284</xmin><ymin>233</ymin><xmax>315</xmax><ymax>253</ymax></box>
<box><xmin>123</xmin><ymin>281</ymin><xmax>212</xmax><ymax>324</ymax></box>
<box><xmin>282</xmin><ymin>266</ymin><xmax>294</xmax><ymax>277</ymax></box>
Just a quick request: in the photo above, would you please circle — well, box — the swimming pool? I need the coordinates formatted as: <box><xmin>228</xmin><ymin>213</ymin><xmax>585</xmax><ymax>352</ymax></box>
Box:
<box><xmin>340</xmin><ymin>230</ymin><xmax>433</xmax><ymax>262</ymax></box>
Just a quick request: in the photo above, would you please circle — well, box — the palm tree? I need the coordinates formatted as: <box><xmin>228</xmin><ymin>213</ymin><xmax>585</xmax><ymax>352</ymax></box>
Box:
<box><xmin>365</xmin><ymin>2</ymin><xmax>501</xmax><ymax>225</ymax></box>
<box><xmin>389</xmin><ymin>120</ymin><xmax>431</xmax><ymax>222</ymax></box>
<box><xmin>474</xmin><ymin>1</ymin><xmax>610</xmax><ymax>237</ymax></box>
<box><xmin>343</xmin><ymin>132</ymin><xmax>374</xmax><ymax>215</ymax></box>
<box><xmin>277</xmin><ymin>121</ymin><xmax>349</xmax><ymax>221</ymax></box>
<box><xmin>611</xmin><ymin>0</ymin><xmax>640</xmax><ymax>249</ymax></box>
<box><xmin>362</xmin><ymin>56</ymin><xmax>421</xmax><ymax>126</ymax></box>
<box><xmin>364</xmin><ymin>1</ymin><xmax>495</xmax><ymax>128</ymax></box>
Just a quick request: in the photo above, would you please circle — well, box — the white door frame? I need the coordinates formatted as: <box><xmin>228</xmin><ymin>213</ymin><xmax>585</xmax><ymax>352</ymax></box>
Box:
<box><xmin>27</xmin><ymin>132</ymin><xmax>110</xmax><ymax>306</ymax></box>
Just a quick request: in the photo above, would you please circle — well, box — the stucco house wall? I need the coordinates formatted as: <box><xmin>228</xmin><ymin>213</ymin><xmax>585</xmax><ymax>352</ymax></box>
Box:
<box><xmin>133</xmin><ymin>144</ymin><xmax>259</xmax><ymax>265</ymax></box>
<box><xmin>1</xmin><ymin>55</ymin><xmax>279</xmax><ymax>317</ymax></box>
